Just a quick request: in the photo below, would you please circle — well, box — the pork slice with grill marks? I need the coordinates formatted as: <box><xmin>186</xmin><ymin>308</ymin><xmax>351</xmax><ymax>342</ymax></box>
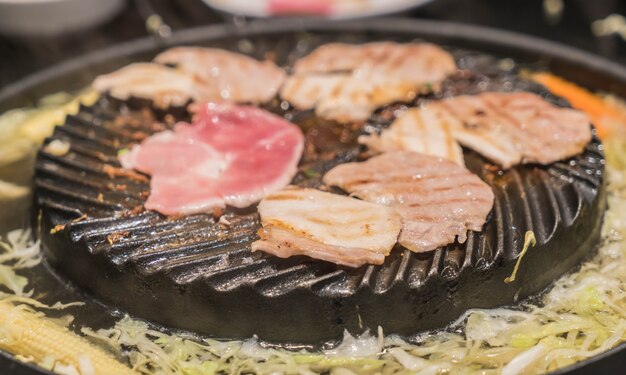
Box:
<box><xmin>437</xmin><ymin>92</ymin><xmax>593</xmax><ymax>167</ymax></box>
<box><xmin>323</xmin><ymin>151</ymin><xmax>494</xmax><ymax>253</ymax></box>
<box><xmin>281</xmin><ymin>42</ymin><xmax>456</xmax><ymax>122</ymax></box>
<box><xmin>359</xmin><ymin>106</ymin><xmax>465</xmax><ymax>165</ymax></box>
<box><xmin>120</xmin><ymin>102</ymin><xmax>304</xmax><ymax>216</ymax></box>
<box><xmin>252</xmin><ymin>187</ymin><xmax>403</xmax><ymax>267</ymax></box>
<box><xmin>360</xmin><ymin>92</ymin><xmax>592</xmax><ymax>169</ymax></box>
<box><xmin>470</xmin><ymin>92</ymin><xmax>591</xmax><ymax>166</ymax></box>
<box><xmin>92</xmin><ymin>63</ymin><xmax>198</xmax><ymax>108</ymax></box>
<box><xmin>154</xmin><ymin>47</ymin><xmax>286</xmax><ymax>104</ymax></box>
<box><xmin>93</xmin><ymin>48</ymin><xmax>286</xmax><ymax>107</ymax></box>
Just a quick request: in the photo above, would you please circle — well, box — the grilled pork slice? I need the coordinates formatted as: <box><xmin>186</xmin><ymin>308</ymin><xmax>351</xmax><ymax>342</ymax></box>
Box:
<box><xmin>281</xmin><ymin>42</ymin><xmax>456</xmax><ymax>122</ymax></box>
<box><xmin>154</xmin><ymin>47</ymin><xmax>286</xmax><ymax>104</ymax></box>
<box><xmin>92</xmin><ymin>63</ymin><xmax>198</xmax><ymax>108</ymax></box>
<box><xmin>252</xmin><ymin>187</ymin><xmax>403</xmax><ymax>267</ymax></box>
<box><xmin>444</xmin><ymin>92</ymin><xmax>592</xmax><ymax>167</ymax></box>
<box><xmin>292</xmin><ymin>42</ymin><xmax>454</xmax><ymax>77</ymax></box>
<box><xmin>361</xmin><ymin>92</ymin><xmax>592</xmax><ymax>168</ymax></box>
<box><xmin>360</xmin><ymin>105</ymin><xmax>464</xmax><ymax>165</ymax></box>
<box><xmin>120</xmin><ymin>103</ymin><xmax>304</xmax><ymax>215</ymax></box>
<box><xmin>93</xmin><ymin>48</ymin><xmax>286</xmax><ymax>106</ymax></box>
<box><xmin>280</xmin><ymin>74</ymin><xmax>375</xmax><ymax>121</ymax></box>
<box><xmin>324</xmin><ymin>152</ymin><xmax>494</xmax><ymax>253</ymax></box>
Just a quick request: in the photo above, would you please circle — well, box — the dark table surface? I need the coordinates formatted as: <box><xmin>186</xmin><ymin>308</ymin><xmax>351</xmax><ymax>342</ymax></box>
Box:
<box><xmin>0</xmin><ymin>0</ymin><xmax>625</xmax><ymax>89</ymax></box>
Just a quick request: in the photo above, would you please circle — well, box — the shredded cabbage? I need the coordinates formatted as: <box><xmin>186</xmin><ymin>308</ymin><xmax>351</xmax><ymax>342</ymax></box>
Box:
<box><xmin>0</xmin><ymin>89</ymin><xmax>98</xmax><ymax>168</ymax></box>
<box><xmin>0</xmin><ymin>180</ymin><xmax>29</xmax><ymax>200</ymax></box>
<box><xmin>0</xmin><ymin>229</ymin><xmax>40</xmax><ymax>296</ymax></box>
<box><xmin>0</xmin><ymin>89</ymin><xmax>99</xmax><ymax>201</ymax></box>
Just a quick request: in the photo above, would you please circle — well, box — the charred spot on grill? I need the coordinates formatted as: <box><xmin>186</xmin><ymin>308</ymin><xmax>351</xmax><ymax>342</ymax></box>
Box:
<box><xmin>211</xmin><ymin>208</ymin><xmax>225</xmax><ymax>220</ymax></box>
<box><xmin>106</xmin><ymin>183</ymin><xmax>128</xmax><ymax>192</ymax></box>
<box><xmin>35</xmin><ymin>45</ymin><xmax>606</xmax><ymax>347</ymax></box>
<box><xmin>120</xmin><ymin>205</ymin><xmax>145</xmax><ymax>217</ymax></box>
<box><xmin>463</xmin><ymin>122</ymin><xmax>481</xmax><ymax>130</ymax></box>
<box><xmin>102</xmin><ymin>165</ymin><xmax>149</xmax><ymax>183</ymax></box>
<box><xmin>107</xmin><ymin>231</ymin><xmax>130</xmax><ymax>245</ymax></box>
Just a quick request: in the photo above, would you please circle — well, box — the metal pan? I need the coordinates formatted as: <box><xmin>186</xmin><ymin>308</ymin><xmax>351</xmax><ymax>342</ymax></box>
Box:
<box><xmin>0</xmin><ymin>18</ymin><xmax>625</xmax><ymax>374</ymax></box>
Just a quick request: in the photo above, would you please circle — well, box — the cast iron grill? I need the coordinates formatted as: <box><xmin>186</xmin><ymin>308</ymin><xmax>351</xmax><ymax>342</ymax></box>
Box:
<box><xmin>35</xmin><ymin>50</ymin><xmax>606</xmax><ymax>346</ymax></box>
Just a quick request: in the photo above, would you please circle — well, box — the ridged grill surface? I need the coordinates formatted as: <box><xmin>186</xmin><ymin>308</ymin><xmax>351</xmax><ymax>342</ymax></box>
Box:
<box><xmin>35</xmin><ymin>53</ymin><xmax>606</xmax><ymax>345</ymax></box>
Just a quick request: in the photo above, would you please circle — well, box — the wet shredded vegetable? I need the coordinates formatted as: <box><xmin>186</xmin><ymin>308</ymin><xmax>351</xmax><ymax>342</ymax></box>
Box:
<box><xmin>0</xmin><ymin>90</ymin><xmax>99</xmax><ymax>202</ymax></box>
<box><xmin>1</xmin><ymin>82</ymin><xmax>626</xmax><ymax>374</ymax></box>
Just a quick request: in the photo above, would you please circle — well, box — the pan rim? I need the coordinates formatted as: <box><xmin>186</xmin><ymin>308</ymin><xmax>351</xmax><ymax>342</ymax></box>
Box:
<box><xmin>2</xmin><ymin>17</ymin><xmax>626</xmax><ymax>105</ymax></box>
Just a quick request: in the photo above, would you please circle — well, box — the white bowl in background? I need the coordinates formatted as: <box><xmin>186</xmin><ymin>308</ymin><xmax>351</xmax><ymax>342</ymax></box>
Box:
<box><xmin>0</xmin><ymin>0</ymin><xmax>126</xmax><ymax>36</ymax></box>
<box><xmin>203</xmin><ymin>0</ymin><xmax>433</xmax><ymax>19</ymax></box>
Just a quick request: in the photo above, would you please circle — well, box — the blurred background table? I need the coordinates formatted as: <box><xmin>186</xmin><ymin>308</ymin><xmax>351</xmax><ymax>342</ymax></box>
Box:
<box><xmin>0</xmin><ymin>0</ymin><xmax>624</xmax><ymax>88</ymax></box>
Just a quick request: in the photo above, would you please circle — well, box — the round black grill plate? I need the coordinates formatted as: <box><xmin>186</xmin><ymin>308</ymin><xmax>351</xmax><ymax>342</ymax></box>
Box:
<box><xmin>35</xmin><ymin>34</ymin><xmax>606</xmax><ymax>345</ymax></box>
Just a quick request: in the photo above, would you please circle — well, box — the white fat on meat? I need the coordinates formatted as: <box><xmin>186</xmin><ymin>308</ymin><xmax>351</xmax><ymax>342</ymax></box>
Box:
<box><xmin>252</xmin><ymin>187</ymin><xmax>403</xmax><ymax>267</ymax></box>
<box><xmin>323</xmin><ymin>151</ymin><xmax>494</xmax><ymax>253</ymax></box>
<box><xmin>154</xmin><ymin>47</ymin><xmax>286</xmax><ymax>104</ymax></box>
<box><xmin>281</xmin><ymin>42</ymin><xmax>456</xmax><ymax>122</ymax></box>
<box><xmin>361</xmin><ymin>92</ymin><xmax>592</xmax><ymax>168</ymax></box>
<box><xmin>120</xmin><ymin>102</ymin><xmax>304</xmax><ymax>215</ymax></box>
<box><xmin>92</xmin><ymin>63</ymin><xmax>198</xmax><ymax>108</ymax></box>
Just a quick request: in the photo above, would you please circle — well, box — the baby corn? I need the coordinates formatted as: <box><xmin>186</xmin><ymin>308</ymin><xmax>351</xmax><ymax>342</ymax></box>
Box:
<box><xmin>0</xmin><ymin>300</ymin><xmax>135</xmax><ymax>375</ymax></box>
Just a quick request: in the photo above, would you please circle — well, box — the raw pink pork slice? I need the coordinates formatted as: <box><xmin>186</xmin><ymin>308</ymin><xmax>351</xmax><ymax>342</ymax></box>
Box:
<box><xmin>120</xmin><ymin>102</ymin><xmax>304</xmax><ymax>215</ymax></box>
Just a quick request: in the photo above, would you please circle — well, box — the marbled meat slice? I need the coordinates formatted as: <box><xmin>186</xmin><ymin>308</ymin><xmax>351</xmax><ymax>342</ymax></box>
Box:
<box><xmin>252</xmin><ymin>187</ymin><xmax>403</xmax><ymax>267</ymax></box>
<box><xmin>154</xmin><ymin>47</ymin><xmax>286</xmax><ymax>104</ymax></box>
<box><xmin>120</xmin><ymin>103</ymin><xmax>304</xmax><ymax>215</ymax></box>
<box><xmin>323</xmin><ymin>152</ymin><xmax>494</xmax><ymax>253</ymax></box>
<box><xmin>92</xmin><ymin>63</ymin><xmax>198</xmax><ymax>108</ymax></box>
<box><xmin>360</xmin><ymin>92</ymin><xmax>592</xmax><ymax>168</ymax></box>
<box><xmin>281</xmin><ymin>42</ymin><xmax>456</xmax><ymax>122</ymax></box>
<box><xmin>360</xmin><ymin>106</ymin><xmax>464</xmax><ymax>165</ymax></box>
